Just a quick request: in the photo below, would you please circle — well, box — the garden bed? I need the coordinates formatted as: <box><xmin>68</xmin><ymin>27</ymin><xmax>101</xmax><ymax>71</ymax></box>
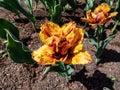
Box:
<box><xmin>0</xmin><ymin>0</ymin><xmax>120</xmax><ymax>90</ymax></box>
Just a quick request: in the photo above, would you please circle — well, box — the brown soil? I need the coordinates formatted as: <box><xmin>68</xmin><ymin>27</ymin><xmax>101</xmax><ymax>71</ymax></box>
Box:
<box><xmin>0</xmin><ymin>1</ymin><xmax>120</xmax><ymax>90</ymax></box>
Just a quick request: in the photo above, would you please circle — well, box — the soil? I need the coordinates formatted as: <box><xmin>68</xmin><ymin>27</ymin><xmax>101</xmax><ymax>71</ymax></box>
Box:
<box><xmin>0</xmin><ymin>1</ymin><xmax>120</xmax><ymax>90</ymax></box>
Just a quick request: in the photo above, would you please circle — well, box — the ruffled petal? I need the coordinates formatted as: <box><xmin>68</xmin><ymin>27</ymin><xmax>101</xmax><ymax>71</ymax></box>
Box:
<box><xmin>61</xmin><ymin>21</ymin><xmax>76</xmax><ymax>36</ymax></box>
<box><xmin>81</xmin><ymin>10</ymin><xmax>96</xmax><ymax>24</ymax></box>
<box><xmin>40</xmin><ymin>22</ymin><xmax>60</xmax><ymax>43</ymax></box>
<box><xmin>77</xmin><ymin>28</ymin><xmax>84</xmax><ymax>43</ymax></box>
<box><xmin>64</xmin><ymin>24</ymin><xmax>84</xmax><ymax>46</ymax></box>
<box><xmin>73</xmin><ymin>44</ymin><xmax>83</xmax><ymax>53</ymax></box>
<box><xmin>99</xmin><ymin>12</ymin><xmax>118</xmax><ymax>24</ymax></box>
<box><xmin>108</xmin><ymin>12</ymin><xmax>118</xmax><ymax>19</ymax></box>
<box><xmin>45</xmin><ymin>36</ymin><xmax>60</xmax><ymax>52</ymax></box>
<box><xmin>71</xmin><ymin>49</ymin><xmax>92</xmax><ymax>64</ymax></box>
<box><xmin>94</xmin><ymin>3</ymin><xmax>110</xmax><ymax>14</ymax></box>
<box><xmin>32</xmin><ymin>45</ymin><xmax>56</xmax><ymax>65</ymax></box>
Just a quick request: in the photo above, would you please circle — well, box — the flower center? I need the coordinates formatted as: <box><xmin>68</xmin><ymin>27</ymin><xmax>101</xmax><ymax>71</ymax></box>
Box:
<box><xmin>52</xmin><ymin>36</ymin><xmax>72</xmax><ymax>60</ymax></box>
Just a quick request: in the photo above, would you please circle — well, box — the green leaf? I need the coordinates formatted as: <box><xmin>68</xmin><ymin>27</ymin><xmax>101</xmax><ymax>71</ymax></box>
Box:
<box><xmin>43</xmin><ymin>62</ymin><xmax>75</xmax><ymax>80</ymax></box>
<box><xmin>0</xmin><ymin>28</ymin><xmax>6</xmax><ymax>39</ymax></box>
<box><xmin>100</xmin><ymin>0</ymin><xmax>114</xmax><ymax>6</ymax></box>
<box><xmin>84</xmin><ymin>0</ymin><xmax>95</xmax><ymax>11</ymax></box>
<box><xmin>0</xmin><ymin>18</ymin><xmax>19</xmax><ymax>39</ymax></box>
<box><xmin>90</xmin><ymin>37</ymin><xmax>98</xmax><ymax>48</ymax></box>
<box><xmin>57</xmin><ymin>64</ymin><xmax>74</xmax><ymax>79</ymax></box>
<box><xmin>24</xmin><ymin>0</ymin><xmax>33</xmax><ymax>14</ymax></box>
<box><xmin>46</xmin><ymin>62</ymin><xmax>74</xmax><ymax>79</ymax></box>
<box><xmin>6</xmin><ymin>31</ymin><xmax>35</xmax><ymax>64</ymax></box>
<box><xmin>96</xmin><ymin>32</ymin><xmax>117</xmax><ymax>59</ymax></box>
<box><xmin>65</xmin><ymin>64</ymin><xmax>74</xmax><ymax>76</ymax></box>
<box><xmin>50</xmin><ymin>4</ymin><xmax>62</xmax><ymax>24</ymax></box>
<box><xmin>0</xmin><ymin>1</ymin><xmax>20</xmax><ymax>16</ymax></box>
<box><xmin>0</xmin><ymin>0</ymin><xmax>35</xmax><ymax>24</ymax></box>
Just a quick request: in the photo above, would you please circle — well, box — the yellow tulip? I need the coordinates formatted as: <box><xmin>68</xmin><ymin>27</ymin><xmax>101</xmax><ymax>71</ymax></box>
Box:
<box><xmin>81</xmin><ymin>3</ymin><xmax>118</xmax><ymax>26</ymax></box>
<box><xmin>32</xmin><ymin>22</ymin><xmax>92</xmax><ymax>65</ymax></box>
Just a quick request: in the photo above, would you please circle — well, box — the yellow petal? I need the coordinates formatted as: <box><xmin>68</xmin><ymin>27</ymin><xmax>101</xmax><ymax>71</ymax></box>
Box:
<box><xmin>40</xmin><ymin>22</ymin><xmax>60</xmax><ymax>43</ymax></box>
<box><xmin>65</xmin><ymin>28</ymin><xmax>80</xmax><ymax>45</ymax></box>
<box><xmin>77</xmin><ymin>28</ymin><xmax>84</xmax><ymax>43</ymax></box>
<box><xmin>99</xmin><ymin>12</ymin><xmax>118</xmax><ymax>24</ymax></box>
<box><xmin>45</xmin><ymin>36</ymin><xmax>60</xmax><ymax>52</ymax></box>
<box><xmin>32</xmin><ymin>45</ymin><xmax>56</xmax><ymax>65</ymax></box>
<box><xmin>64</xmin><ymin>23</ymin><xmax>84</xmax><ymax>46</ymax></box>
<box><xmin>81</xmin><ymin>10</ymin><xmax>96</xmax><ymax>24</ymax></box>
<box><xmin>61</xmin><ymin>21</ymin><xmax>76</xmax><ymax>36</ymax></box>
<box><xmin>94</xmin><ymin>3</ymin><xmax>110</xmax><ymax>14</ymax></box>
<box><xmin>81</xmin><ymin>18</ymin><xmax>95</xmax><ymax>24</ymax></box>
<box><xmin>86</xmin><ymin>10</ymin><xmax>94</xmax><ymax>20</ymax></box>
<box><xmin>71</xmin><ymin>49</ymin><xmax>92</xmax><ymax>64</ymax></box>
<box><xmin>73</xmin><ymin>44</ymin><xmax>83</xmax><ymax>53</ymax></box>
<box><xmin>108</xmin><ymin>12</ymin><xmax>118</xmax><ymax>18</ymax></box>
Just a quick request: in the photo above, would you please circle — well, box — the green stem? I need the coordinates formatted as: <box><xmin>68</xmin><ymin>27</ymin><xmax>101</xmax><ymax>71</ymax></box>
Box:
<box><xmin>95</xmin><ymin>25</ymin><xmax>104</xmax><ymax>62</ymax></box>
<box><xmin>112</xmin><ymin>20</ymin><xmax>119</xmax><ymax>32</ymax></box>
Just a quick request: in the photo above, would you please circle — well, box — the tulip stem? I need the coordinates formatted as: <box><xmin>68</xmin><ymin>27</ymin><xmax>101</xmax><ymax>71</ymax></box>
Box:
<box><xmin>94</xmin><ymin>25</ymin><xmax>104</xmax><ymax>63</ymax></box>
<box><xmin>112</xmin><ymin>20</ymin><xmax>119</xmax><ymax>32</ymax></box>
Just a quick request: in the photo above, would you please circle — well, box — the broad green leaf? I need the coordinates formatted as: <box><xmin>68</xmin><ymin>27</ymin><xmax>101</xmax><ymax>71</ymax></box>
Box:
<box><xmin>6</xmin><ymin>32</ymin><xmax>35</xmax><ymax>64</ymax></box>
<box><xmin>0</xmin><ymin>28</ymin><xmax>6</xmax><ymax>39</ymax></box>
<box><xmin>0</xmin><ymin>18</ymin><xmax>19</xmax><ymax>39</ymax></box>
<box><xmin>0</xmin><ymin>1</ymin><xmax>20</xmax><ymax>17</ymax></box>
<box><xmin>10</xmin><ymin>0</ymin><xmax>35</xmax><ymax>24</ymax></box>
<box><xmin>0</xmin><ymin>0</ymin><xmax>35</xmax><ymax>24</ymax></box>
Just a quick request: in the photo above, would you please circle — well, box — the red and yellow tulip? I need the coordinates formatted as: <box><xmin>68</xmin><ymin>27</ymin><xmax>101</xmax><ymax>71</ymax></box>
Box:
<box><xmin>32</xmin><ymin>22</ymin><xmax>92</xmax><ymax>65</ymax></box>
<box><xmin>81</xmin><ymin>3</ymin><xmax>118</xmax><ymax>26</ymax></box>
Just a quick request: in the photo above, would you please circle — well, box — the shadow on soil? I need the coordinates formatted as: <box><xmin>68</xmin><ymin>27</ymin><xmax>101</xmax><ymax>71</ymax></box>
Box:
<box><xmin>70</xmin><ymin>67</ymin><xmax>114</xmax><ymax>90</ymax></box>
<box><xmin>100</xmin><ymin>49</ymin><xmax>120</xmax><ymax>63</ymax></box>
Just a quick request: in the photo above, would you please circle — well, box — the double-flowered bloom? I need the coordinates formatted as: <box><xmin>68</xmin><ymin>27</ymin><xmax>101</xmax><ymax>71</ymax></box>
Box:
<box><xmin>81</xmin><ymin>3</ymin><xmax>118</xmax><ymax>26</ymax></box>
<box><xmin>32</xmin><ymin>22</ymin><xmax>92</xmax><ymax>65</ymax></box>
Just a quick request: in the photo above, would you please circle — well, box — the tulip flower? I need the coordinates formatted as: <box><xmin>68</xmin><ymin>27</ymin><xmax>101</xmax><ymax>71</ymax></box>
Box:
<box><xmin>81</xmin><ymin>3</ymin><xmax>118</xmax><ymax>26</ymax></box>
<box><xmin>32</xmin><ymin>22</ymin><xmax>92</xmax><ymax>65</ymax></box>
